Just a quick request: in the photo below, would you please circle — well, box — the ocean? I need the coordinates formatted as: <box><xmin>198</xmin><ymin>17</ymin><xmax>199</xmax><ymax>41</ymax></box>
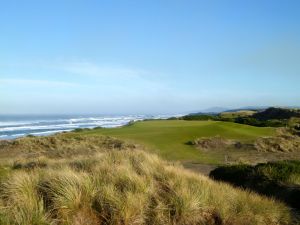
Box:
<box><xmin>0</xmin><ymin>114</ymin><xmax>173</xmax><ymax>140</ymax></box>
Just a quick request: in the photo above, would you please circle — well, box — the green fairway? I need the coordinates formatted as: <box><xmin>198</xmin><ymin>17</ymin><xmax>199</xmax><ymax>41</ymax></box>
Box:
<box><xmin>80</xmin><ymin>120</ymin><xmax>275</xmax><ymax>164</ymax></box>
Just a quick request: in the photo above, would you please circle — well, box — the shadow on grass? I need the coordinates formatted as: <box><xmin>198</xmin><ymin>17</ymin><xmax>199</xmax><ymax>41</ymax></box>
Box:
<box><xmin>210</xmin><ymin>161</ymin><xmax>300</xmax><ymax>210</ymax></box>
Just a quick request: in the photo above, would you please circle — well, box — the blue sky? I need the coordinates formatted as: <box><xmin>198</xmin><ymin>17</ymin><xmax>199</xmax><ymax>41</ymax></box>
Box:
<box><xmin>0</xmin><ymin>0</ymin><xmax>300</xmax><ymax>114</ymax></box>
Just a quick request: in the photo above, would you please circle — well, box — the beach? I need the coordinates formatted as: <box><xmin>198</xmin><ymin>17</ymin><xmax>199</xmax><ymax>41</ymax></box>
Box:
<box><xmin>0</xmin><ymin>114</ymin><xmax>172</xmax><ymax>139</ymax></box>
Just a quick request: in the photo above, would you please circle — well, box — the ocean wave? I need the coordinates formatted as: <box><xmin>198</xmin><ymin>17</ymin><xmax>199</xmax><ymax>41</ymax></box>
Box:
<box><xmin>0</xmin><ymin>120</ymin><xmax>134</xmax><ymax>132</ymax></box>
<box><xmin>0</xmin><ymin>115</ymin><xmax>173</xmax><ymax>139</ymax></box>
<box><xmin>0</xmin><ymin>116</ymin><xmax>146</xmax><ymax>128</ymax></box>
<box><xmin>0</xmin><ymin>124</ymin><xmax>78</xmax><ymax>132</ymax></box>
<box><xmin>29</xmin><ymin>129</ymin><xmax>73</xmax><ymax>136</ymax></box>
<box><xmin>11</xmin><ymin>133</ymin><xmax>26</xmax><ymax>137</ymax></box>
<box><xmin>0</xmin><ymin>116</ymin><xmax>146</xmax><ymax>132</ymax></box>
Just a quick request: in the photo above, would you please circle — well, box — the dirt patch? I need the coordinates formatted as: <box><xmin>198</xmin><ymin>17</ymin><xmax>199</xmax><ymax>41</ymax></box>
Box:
<box><xmin>182</xmin><ymin>162</ymin><xmax>217</xmax><ymax>176</ymax></box>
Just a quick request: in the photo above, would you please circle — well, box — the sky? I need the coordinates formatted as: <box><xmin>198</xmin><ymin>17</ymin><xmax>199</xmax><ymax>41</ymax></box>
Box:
<box><xmin>0</xmin><ymin>0</ymin><xmax>300</xmax><ymax>115</ymax></box>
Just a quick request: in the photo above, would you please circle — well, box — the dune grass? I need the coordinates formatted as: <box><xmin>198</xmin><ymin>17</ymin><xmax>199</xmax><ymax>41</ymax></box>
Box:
<box><xmin>220</xmin><ymin>110</ymin><xmax>257</xmax><ymax>119</ymax></box>
<box><xmin>210</xmin><ymin>161</ymin><xmax>300</xmax><ymax>211</ymax></box>
<box><xmin>0</xmin><ymin>135</ymin><xmax>135</xmax><ymax>162</ymax></box>
<box><xmin>0</xmin><ymin>150</ymin><xmax>292</xmax><ymax>225</ymax></box>
<box><xmin>0</xmin><ymin>124</ymin><xmax>295</xmax><ymax>224</ymax></box>
<box><xmin>77</xmin><ymin>120</ymin><xmax>275</xmax><ymax>164</ymax></box>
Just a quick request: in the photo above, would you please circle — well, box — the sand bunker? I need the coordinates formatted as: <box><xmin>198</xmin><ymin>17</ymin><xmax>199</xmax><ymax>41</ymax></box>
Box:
<box><xmin>190</xmin><ymin>136</ymin><xmax>236</xmax><ymax>150</ymax></box>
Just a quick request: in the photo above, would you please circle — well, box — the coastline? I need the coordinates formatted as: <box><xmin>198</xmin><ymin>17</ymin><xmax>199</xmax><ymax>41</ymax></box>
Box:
<box><xmin>0</xmin><ymin>114</ymin><xmax>177</xmax><ymax>140</ymax></box>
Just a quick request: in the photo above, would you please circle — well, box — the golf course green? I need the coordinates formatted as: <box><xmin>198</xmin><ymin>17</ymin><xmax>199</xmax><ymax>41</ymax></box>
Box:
<box><xmin>80</xmin><ymin>120</ymin><xmax>275</xmax><ymax>164</ymax></box>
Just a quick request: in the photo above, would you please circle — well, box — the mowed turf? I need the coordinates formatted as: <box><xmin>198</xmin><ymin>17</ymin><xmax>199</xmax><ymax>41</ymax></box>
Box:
<box><xmin>80</xmin><ymin>120</ymin><xmax>275</xmax><ymax>164</ymax></box>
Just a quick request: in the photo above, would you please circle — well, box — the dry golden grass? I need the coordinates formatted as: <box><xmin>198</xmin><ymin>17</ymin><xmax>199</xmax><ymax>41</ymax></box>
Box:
<box><xmin>254</xmin><ymin>129</ymin><xmax>300</xmax><ymax>153</ymax></box>
<box><xmin>220</xmin><ymin>110</ymin><xmax>256</xmax><ymax>119</ymax></box>
<box><xmin>0</xmin><ymin>133</ymin><xmax>294</xmax><ymax>224</ymax></box>
<box><xmin>0</xmin><ymin>149</ymin><xmax>292</xmax><ymax>225</ymax></box>
<box><xmin>0</xmin><ymin>134</ymin><xmax>136</xmax><ymax>161</ymax></box>
<box><xmin>190</xmin><ymin>136</ymin><xmax>236</xmax><ymax>150</ymax></box>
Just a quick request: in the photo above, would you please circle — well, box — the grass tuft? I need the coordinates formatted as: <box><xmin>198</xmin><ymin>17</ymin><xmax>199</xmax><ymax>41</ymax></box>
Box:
<box><xmin>0</xmin><ymin>130</ymin><xmax>294</xmax><ymax>224</ymax></box>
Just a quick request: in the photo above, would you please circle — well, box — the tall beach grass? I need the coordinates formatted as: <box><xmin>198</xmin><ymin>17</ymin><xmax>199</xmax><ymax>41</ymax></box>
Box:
<box><xmin>0</xmin><ymin>150</ymin><xmax>292</xmax><ymax>225</ymax></box>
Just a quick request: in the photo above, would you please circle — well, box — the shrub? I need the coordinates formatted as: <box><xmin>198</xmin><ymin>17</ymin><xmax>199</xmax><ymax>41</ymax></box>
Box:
<box><xmin>210</xmin><ymin>161</ymin><xmax>300</xmax><ymax>211</ymax></box>
<box><xmin>181</xmin><ymin>114</ymin><xmax>219</xmax><ymax>121</ymax></box>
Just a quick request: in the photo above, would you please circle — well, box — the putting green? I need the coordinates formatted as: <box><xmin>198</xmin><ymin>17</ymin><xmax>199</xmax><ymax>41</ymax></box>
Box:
<box><xmin>81</xmin><ymin>120</ymin><xmax>275</xmax><ymax>164</ymax></box>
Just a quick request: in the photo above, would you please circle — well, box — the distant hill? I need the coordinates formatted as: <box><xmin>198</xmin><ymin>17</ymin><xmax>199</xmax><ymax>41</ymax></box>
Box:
<box><xmin>199</xmin><ymin>107</ymin><xmax>229</xmax><ymax>113</ymax></box>
<box><xmin>180</xmin><ymin>107</ymin><xmax>300</xmax><ymax>128</ymax></box>
<box><xmin>193</xmin><ymin>106</ymin><xmax>300</xmax><ymax>115</ymax></box>
<box><xmin>220</xmin><ymin>110</ymin><xmax>257</xmax><ymax>119</ymax></box>
<box><xmin>192</xmin><ymin>106</ymin><xmax>267</xmax><ymax>115</ymax></box>
<box><xmin>223</xmin><ymin>106</ymin><xmax>268</xmax><ymax>113</ymax></box>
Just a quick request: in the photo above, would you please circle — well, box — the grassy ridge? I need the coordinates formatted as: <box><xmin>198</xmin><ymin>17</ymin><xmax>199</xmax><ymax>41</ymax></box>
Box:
<box><xmin>220</xmin><ymin>110</ymin><xmax>257</xmax><ymax>119</ymax></box>
<box><xmin>0</xmin><ymin>150</ymin><xmax>292</xmax><ymax>225</ymax></box>
<box><xmin>0</xmin><ymin>135</ymin><xmax>135</xmax><ymax>160</ymax></box>
<box><xmin>180</xmin><ymin>107</ymin><xmax>300</xmax><ymax>128</ymax></box>
<box><xmin>79</xmin><ymin>120</ymin><xmax>275</xmax><ymax>164</ymax></box>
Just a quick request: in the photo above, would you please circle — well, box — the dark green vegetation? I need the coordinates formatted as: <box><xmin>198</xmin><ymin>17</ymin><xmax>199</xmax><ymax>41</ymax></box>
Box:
<box><xmin>180</xmin><ymin>114</ymin><xmax>217</xmax><ymax>121</ymax></box>
<box><xmin>210</xmin><ymin>161</ymin><xmax>300</xmax><ymax>211</ymax></box>
<box><xmin>177</xmin><ymin>107</ymin><xmax>300</xmax><ymax>129</ymax></box>
<box><xmin>253</xmin><ymin>108</ymin><xmax>300</xmax><ymax>121</ymax></box>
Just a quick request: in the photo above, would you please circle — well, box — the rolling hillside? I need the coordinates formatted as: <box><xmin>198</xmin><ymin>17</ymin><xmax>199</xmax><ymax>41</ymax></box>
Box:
<box><xmin>78</xmin><ymin>120</ymin><xmax>275</xmax><ymax>164</ymax></box>
<box><xmin>0</xmin><ymin>134</ymin><xmax>292</xmax><ymax>225</ymax></box>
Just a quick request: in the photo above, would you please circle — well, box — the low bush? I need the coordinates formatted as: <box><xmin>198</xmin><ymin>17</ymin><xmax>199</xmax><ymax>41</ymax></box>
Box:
<box><xmin>181</xmin><ymin>114</ymin><xmax>219</xmax><ymax>121</ymax></box>
<box><xmin>210</xmin><ymin>161</ymin><xmax>300</xmax><ymax>211</ymax></box>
